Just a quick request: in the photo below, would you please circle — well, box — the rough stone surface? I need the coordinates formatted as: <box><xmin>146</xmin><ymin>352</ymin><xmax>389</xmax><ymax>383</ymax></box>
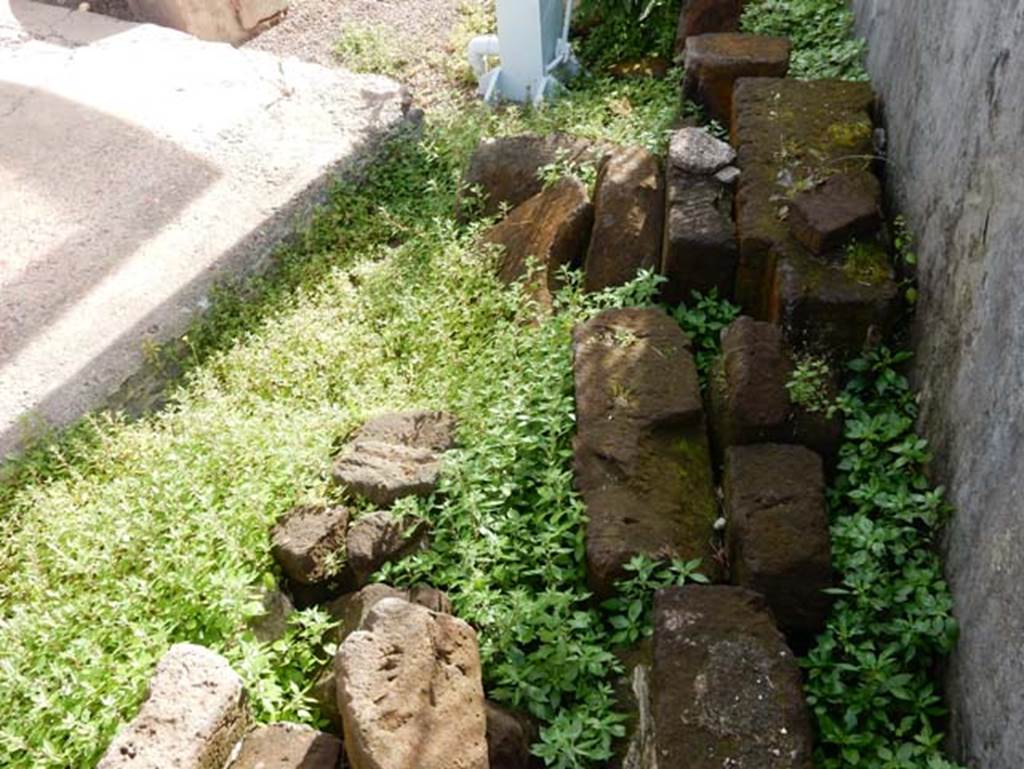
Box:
<box><xmin>271</xmin><ymin>505</ymin><xmax>349</xmax><ymax>587</ymax></box>
<box><xmin>336</xmin><ymin>598</ymin><xmax>488</xmax><ymax>769</ymax></box>
<box><xmin>485</xmin><ymin>701</ymin><xmax>538</xmax><ymax>769</ymax></box>
<box><xmin>652</xmin><ymin>586</ymin><xmax>814</xmax><ymax>769</ymax></box>
<box><xmin>345</xmin><ymin>511</ymin><xmax>425</xmax><ymax>585</ymax></box>
<box><xmin>667</xmin><ymin>127</ymin><xmax>736</xmax><ymax>176</ymax></box>
<box><xmin>332</xmin><ymin>411</ymin><xmax>457</xmax><ymax>507</ymax></box>
<box><xmin>708</xmin><ymin>316</ymin><xmax>843</xmax><ymax>464</ymax></box>
<box><xmin>584</xmin><ymin>147</ymin><xmax>664</xmax><ymax>292</ymax></box>
<box><xmin>674</xmin><ymin>0</ymin><xmax>743</xmax><ymax>60</ymax></box>
<box><xmin>229</xmin><ymin>723</ymin><xmax>341</xmax><ymax>769</ymax></box>
<box><xmin>724</xmin><ymin>444</ymin><xmax>832</xmax><ymax>638</ymax></box>
<box><xmin>573</xmin><ymin>308</ymin><xmax>719</xmax><ymax>597</ymax></box>
<box><xmin>126</xmin><ymin>0</ymin><xmax>284</xmax><ymax>43</ymax></box>
<box><xmin>660</xmin><ymin>167</ymin><xmax>738</xmax><ymax>305</ymax></box>
<box><xmin>326</xmin><ymin>582</ymin><xmax>452</xmax><ymax>644</ymax></box>
<box><xmin>248</xmin><ymin>588</ymin><xmax>295</xmax><ymax>644</ymax></box>
<box><xmin>0</xmin><ymin>0</ymin><xmax>407</xmax><ymax>462</ymax></box>
<box><xmin>709</xmin><ymin>317</ymin><xmax>791</xmax><ymax>452</ymax></box>
<box><xmin>458</xmin><ymin>134</ymin><xmax>608</xmax><ymax>220</ymax></box>
<box><xmin>310</xmin><ymin>666</ymin><xmax>343</xmax><ymax>733</ymax></box>
<box><xmin>732</xmin><ymin>78</ymin><xmax>898</xmax><ymax>351</ymax></box>
<box><xmin>97</xmin><ymin>644</ymin><xmax>248</xmax><ymax>769</ymax></box>
<box><xmin>485</xmin><ymin>177</ymin><xmax>594</xmax><ymax>307</ymax></box>
<box><xmin>852</xmin><ymin>3</ymin><xmax>1024</xmax><ymax>765</ymax></box>
<box><xmin>789</xmin><ymin>171</ymin><xmax>883</xmax><ymax>255</ymax></box>
<box><xmin>684</xmin><ymin>34</ymin><xmax>791</xmax><ymax>125</ymax></box>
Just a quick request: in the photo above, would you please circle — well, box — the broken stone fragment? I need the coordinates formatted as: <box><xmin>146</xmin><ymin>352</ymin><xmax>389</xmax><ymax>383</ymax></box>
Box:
<box><xmin>270</xmin><ymin>505</ymin><xmax>349</xmax><ymax>586</ymax></box>
<box><xmin>684</xmin><ymin>33</ymin><xmax>791</xmax><ymax>126</ymax></box>
<box><xmin>457</xmin><ymin>134</ymin><xmax>609</xmax><ymax>220</ymax></box>
<box><xmin>608</xmin><ymin>640</ymin><xmax>656</xmax><ymax>769</ymax></box>
<box><xmin>673</xmin><ymin>0</ymin><xmax>744</xmax><ymax>60</ymax></box>
<box><xmin>485</xmin><ymin>177</ymin><xmax>594</xmax><ymax>308</ymax></box>
<box><xmin>573</xmin><ymin>308</ymin><xmax>720</xmax><ymax>597</ymax></box>
<box><xmin>485</xmin><ymin>701</ymin><xmax>539</xmax><ymax>769</ymax></box>
<box><xmin>336</xmin><ymin>598</ymin><xmax>488</xmax><ymax>769</ymax></box>
<box><xmin>583</xmin><ymin>146</ymin><xmax>664</xmax><ymax>293</ymax></box>
<box><xmin>332</xmin><ymin>410</ymin><xmax>458</xmax><ymax>507</ymax></box>
<box><xmin>97</xmin><ymin>644</ymin><xmax>248</xmax><ymax>769</ymax></box>
<box><xmin>228</xmin><ymin>723</ymin><xmax>342</xmax><ymax>769</ymax></box>
<box><xmin>667</xmin><ymin>127</ymin><xmax>736</xmax><ymax>176</ymax></box>
<box><xmin>345</xmin><ymin>510</ymin><xmax>426</xmax><ymax>586</ymax></box>
<box><xmin>724</xmin><ymin>444</ymin><xmax>833</xmax><ymax>639</ymax></box>
<box><xmin>652</xmin><ymin>586</ymin><xmax>815</xmax><ymax>769</ymax></box>
<box><xmin>714</xmin><ymin>165</ymin><xmax>740</xmax><ymax>185</ymax></box>
<box><xmin>789</xmin><ymin>170</ymin><xmax>884</xmax><ymax>255</ymax></box>
<box><xmin>248</xmin><ymin>587</ymin><xmax>294</xmax><ymax>643</ymax></box>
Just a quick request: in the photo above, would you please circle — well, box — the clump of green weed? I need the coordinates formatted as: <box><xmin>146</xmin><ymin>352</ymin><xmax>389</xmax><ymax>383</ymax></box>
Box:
<box><xmin>787</xmin><ymin>353</ymin><xmax>835</xmax><ymax>415</ymax></box>
<box><xmin>334</xmin><ymin>24</ymin><xmax>409</xmax><ymax>77</ymax></box>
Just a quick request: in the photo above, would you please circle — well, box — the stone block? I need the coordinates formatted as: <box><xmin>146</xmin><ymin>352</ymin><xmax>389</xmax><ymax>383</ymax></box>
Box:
<box><xmin>457</xmin><ymin>134</ymin><xmax>608</xmax><ymax>220</ymax></box>
<box><xmin>332</xmin><ymin>411</ymin><xmax>458</xmax><ymax>507</ymax></box>
<box><xmin>660</xmin><ymin>167</ymin><xmax>738</xmax><ymax>304</ymax></box>
<box><xmin>97</xmin><ymin>644</ymin><xmax>248</xmax><ymax>769</ymax></box>
<box><xmin>724</xmin><ymin>444</ymin><xmax>833</xmax><ymax>637</ymax></box>
<box><xmin>667</xmin><ymin>127</ymin><xmax>736</xmax><ymax>176</ymax></box>
<box><xmin>485</xmin><ymin>701</ymin><xmax>539</xmax><ymax>769</ymax></box>
<box><xmin>573</xmin><ymin>308</ymin><xmax>719</xmax><ymax>597</ymax></box>
<box><xmin>229</xmin><ymin>723</ymin><xmax>342</xmax><ymax>769</ymax></box>
<box><xmin>709</xmin><ymin>316</ymin><xmax>792</xmax><ymax>455</ymax></box>
<box><xmin>684</xmin><ymin>34</ymin><xmax>791</xmax><ymax>126</ymax></box>
<box><xmin>789</xmin><ymin>171</ymin><xmax>883</xmax><ymax>255</ymax></box>
<box><xmin>346</xmin><ymin>511</ymin><xmax>426</xmax><ymax>585</ymax></box>
<box><xmin>247</xmin><ymin>587</ymin><xmax>294</xmax><ymax>643</ymax></box>
<box><xmin>674</xmin><ymin>0</ymin><xmax>744</xmax><ymax>60</ymax></box>
<box><xmin>484</xmin><ymin>177</ymin><xmax>594</xmax><ymax>308</ymax></box>
<box><xmin>608</xmin><ymin>641</ymin><xmax>655</xmax><ymax>769</ymax></box>
<box><xmin>652</xmin><ymin>586</ymin><xmax>814</xmax><ymax>769</ymax></box>
<box><xmin>336</xmin><ymin>599</ymin><xmax>488</xmax><ymax>769</ymax></box>
<box><xmin>584</xmin><ymin>146</ymin><xmax>664</xmax><ymax>292</ymax></box>
<box><xmin>270</xmin><ymin>505</ymin><xmax>349</xmax><ymax>587</ymax></box>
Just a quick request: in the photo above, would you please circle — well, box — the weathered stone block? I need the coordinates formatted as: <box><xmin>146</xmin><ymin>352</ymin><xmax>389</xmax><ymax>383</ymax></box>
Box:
<box><xmin>709</xmin><ymin>316</ymin><xmax>844</xmax><ymax>463</ymax></box>
<box><xmin>652</xmin><ymin>586</ymin><xmax>814</xmax><ymax>769</ymax></box>
<box><xmin>333</xmin><ymin>410</ymin><xmax>458</xmax><ymax>507</ymax></box>
<box><xmin>608</xmin><ymin>641</ymin><xmax>656</xmax><ymax>769</ymax></box>
<box><xmin>346</xmin><ymin>511</ymin><xmax>425</xmax><ymax>585</ymax></box>
<box><xmin>674</xmin><ymin>0</ymin><xmax>744</xmax><ymax>60</ymax></box>
<box><xmin>248</xmin><ymin>587</ymin><xmax>294</xmax><ymax>643</ymax></box>
<box><xmin>724</xmin><ymin>444</ymin><xmax>833</xmax><ymax>637</ymax></box>
<box><xmin>229</xmin><ymin>723</ymin><xmax>341</xmax><ymax>769</ymax></box>
<box><xmin>573</xmin><ymin>308</ymin><xmax>719</xmax><ymax>597</ymax></box>
<box><xmin>337</xmin><ymin>598</ymin><xmax>488</xmax><ymax>769</ymax></box>
<box><xmin>126</xmin><ymin>0</ymin><xmax>287</xmax><ymax>44</ymax></box>
<box><xmin>326</xmin><ymin>582</ymin><xmax>452</xmax><ymax>644</ymax></box>
<box><xmin>584</xmin><ymin>147</ymin><xmax>664</xmax><ymax>292</ymax></box>
<box><xmin>789</xmin><ymin>171</ymin><xmax>883</xmax><ymax>255</ymax></box>
<box><xmin>270</xmin><ymin>505</ymin><xmax>349</xmax><ymax>586</ymax></box>
<box><xmin>660</xmin><ymin>167</ymin><xmax>738</xmax><ymax>304</ymax></box>
<box><xmin>684</xmin><ymin>34</ymin><xmax>791</xmax><ymax>126</ymax></box>
<box><xmin>709</xmin><ymin>316</ymin><xmax>792</xmax><ymax>454</ymax></box>
<box><xmin>457</xmin><ymin>134</ymin><xmax>607</xmax><ymax>220</ymax></box>
<box><xmin>485</xmin><ymin>177</ymin><xmax>594</xmax><ymax>308</ymax></box>
<box><xmin>98</xmin><ymin>644</ymin><xmax>248</xmax><ymax>769</ymax></box>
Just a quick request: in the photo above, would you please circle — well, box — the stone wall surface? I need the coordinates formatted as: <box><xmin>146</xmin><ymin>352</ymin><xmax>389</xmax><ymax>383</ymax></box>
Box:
<box><xmin>852</xmin><ymin>2</ymin><xmax>1024</xmax><ymax>767</ymax></box>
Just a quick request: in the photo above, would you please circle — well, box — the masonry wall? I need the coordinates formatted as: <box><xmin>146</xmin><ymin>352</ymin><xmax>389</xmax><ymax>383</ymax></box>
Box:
<box><xmin>851</xmin><ymin>2</ymin><xmax>1024</xmax><ymax>767</ymax></box>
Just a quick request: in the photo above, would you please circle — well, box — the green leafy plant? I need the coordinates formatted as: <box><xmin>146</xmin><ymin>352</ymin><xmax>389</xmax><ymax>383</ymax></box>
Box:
<box><xmin>601</xmin><ymin>555</ymin><xmax>708</xmax><ymax>647</ymax></box>
<box><xmin>787</xmin><ymin>354</ymin><xmax>835</xmax><ymax>416</ymax></box>
<box><xmin>537</xmin><ymin>150</ymin><xmax>601</xmax><ymax>193</ymax></box>
<box><xmin>669</xmin><ymin>289</ymin><xmax>741</xmax><ymax>385</ymax></box>
<box><xmin>804</xmin><ymin>346</ymin><xmax>964</xmax><ymax>769</ymax></box>
<box><xmin>741</xmin><ymin>0</ymin><xmax>868</xmax><ymax>80</ymax></box>
<box><xmin>575</xmin><ymin>0</ymin><xmax>682</xmax><ymax>70</ymax></box>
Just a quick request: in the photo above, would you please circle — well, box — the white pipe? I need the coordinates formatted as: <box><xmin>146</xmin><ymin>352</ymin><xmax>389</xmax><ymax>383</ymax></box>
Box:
<box><xmin>467</xmin><ymin>34</ymin><xmax>500</xmax><ymax>79</ymax></box>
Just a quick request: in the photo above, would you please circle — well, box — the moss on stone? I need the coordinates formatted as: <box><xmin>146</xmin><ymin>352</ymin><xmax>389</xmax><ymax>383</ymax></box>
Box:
<box><xmin>843</xmin><ymin>240</ymin><xmax>892</xmax><ymax>285</ymax></box>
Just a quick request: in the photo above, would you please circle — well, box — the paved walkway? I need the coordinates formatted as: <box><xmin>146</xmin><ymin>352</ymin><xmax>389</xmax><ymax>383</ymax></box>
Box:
<box><xmin>0</xmin><ymin>0</ymin><xmax>408</xmax><ymax>459</ymax></box>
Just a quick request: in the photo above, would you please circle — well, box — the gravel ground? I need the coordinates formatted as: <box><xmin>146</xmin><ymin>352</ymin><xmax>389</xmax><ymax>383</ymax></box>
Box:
<box><xmin>248</xmin><ymin>0</ymin><xmax>480</xmax><ymax>103</ymax></box>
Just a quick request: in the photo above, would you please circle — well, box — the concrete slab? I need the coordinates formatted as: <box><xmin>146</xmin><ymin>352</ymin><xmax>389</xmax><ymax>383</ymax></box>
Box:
<box><xmin>0</xmin><ymin>0</ymin><xmax>409</xmax><ymax>459</ymax></box>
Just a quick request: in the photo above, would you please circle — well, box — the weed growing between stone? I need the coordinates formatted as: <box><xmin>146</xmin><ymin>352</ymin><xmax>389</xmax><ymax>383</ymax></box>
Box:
<box><xmin>575</xmin><ymin>0</ymin><xmax>682</xmax><ymax>69</ymax></box>
<box><xmin>806</xmin><ymin>348</ymin><xmax>963</xmax><ymax>769</ymax></box>
<box><xmin>0</xmin><ymin>74</ymin><xmax>683</xmax><ymax>769</ymax></box>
